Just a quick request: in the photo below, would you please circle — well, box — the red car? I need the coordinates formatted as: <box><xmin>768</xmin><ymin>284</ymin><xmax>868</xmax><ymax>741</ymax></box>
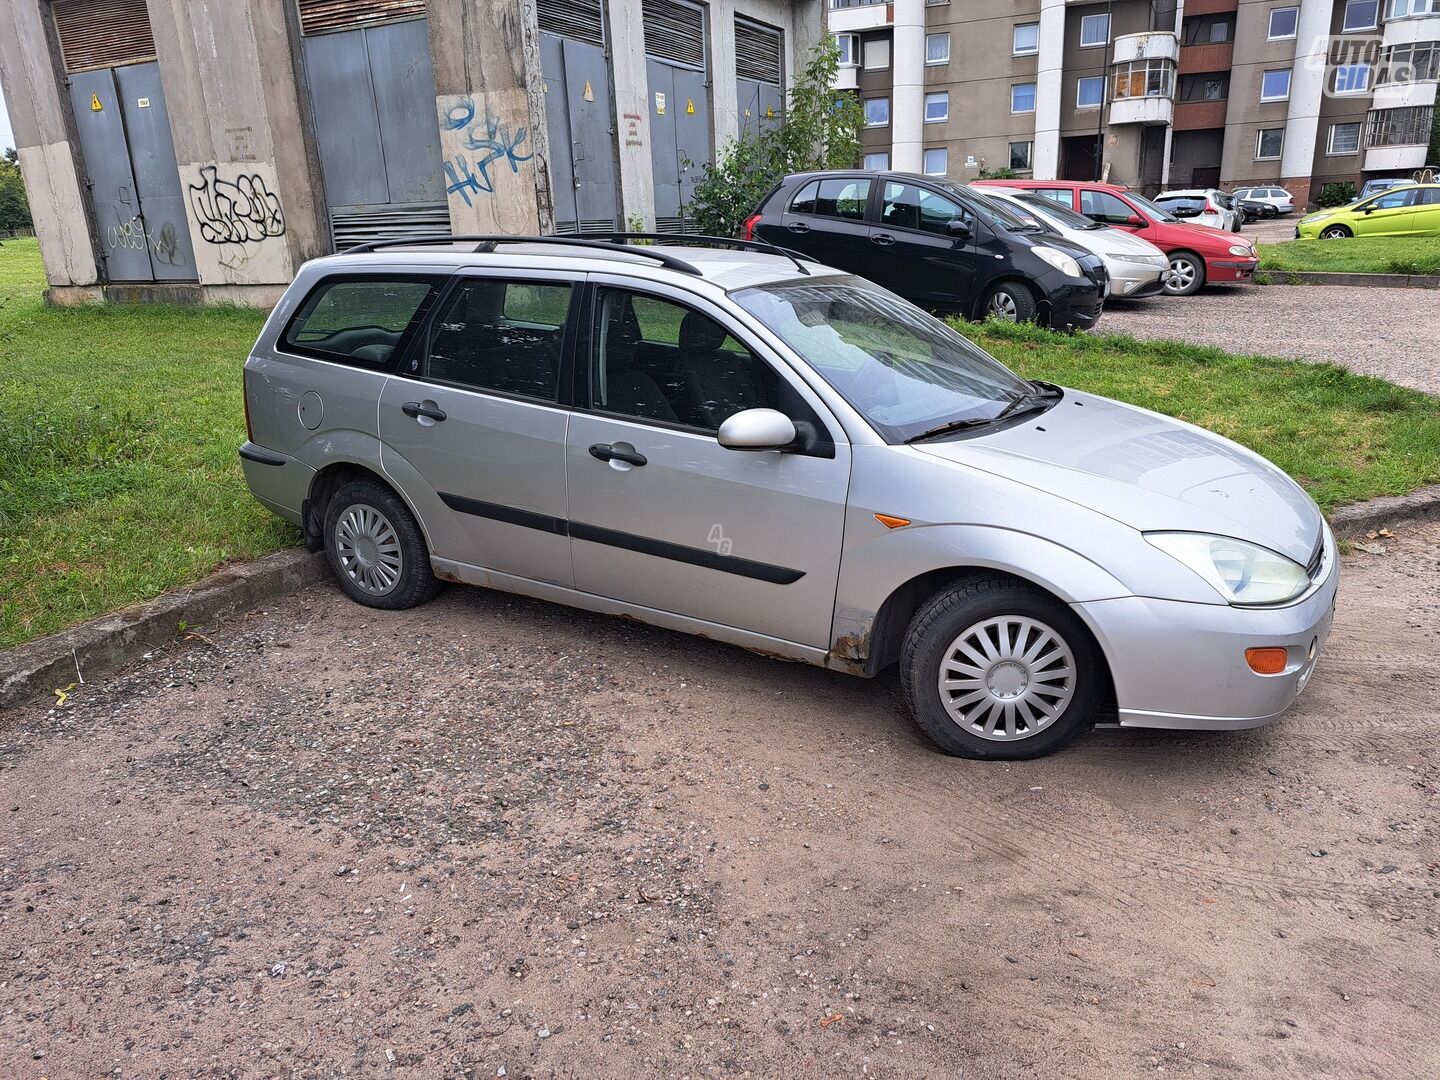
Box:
<box><xmin>974</xmin><ymin>180</ymin><xmax>1258</xmax><ymax>297</ymax></box>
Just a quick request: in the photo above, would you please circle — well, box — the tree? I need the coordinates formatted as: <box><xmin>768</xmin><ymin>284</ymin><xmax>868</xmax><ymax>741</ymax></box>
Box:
<box><xmin>0</xmin><ymin>148</ymin><xmax>31</xmax><ymax>232</ymax></box>
<box><xmin>685</xmin><ymin>39</ymin><xmax>864</xmax><ymax>237</ymax></box>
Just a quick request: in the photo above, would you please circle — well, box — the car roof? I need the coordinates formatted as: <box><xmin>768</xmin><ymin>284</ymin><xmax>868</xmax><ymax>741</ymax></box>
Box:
<box><xmin>976</xmin><ymin>179</ymin><xmax>1132</xmax><ymax>193</ymax></box>
<box><xmin>1156</xmin><ymin>189</ymin><xmax>1209</xmax><ymax>197</ymax></box>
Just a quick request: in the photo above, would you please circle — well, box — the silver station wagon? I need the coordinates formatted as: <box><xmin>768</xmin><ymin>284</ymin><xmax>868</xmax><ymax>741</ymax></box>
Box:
<box><xmin>240</xmin><ymin>235</ymin><xmax>1338</xmax><ymax>759</ymax></box>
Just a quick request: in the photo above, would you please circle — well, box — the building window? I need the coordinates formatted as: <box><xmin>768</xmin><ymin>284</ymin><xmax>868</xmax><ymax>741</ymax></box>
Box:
<box><xmin>1256</xmin><ymin>127</ymin><xmax>1285</xmax><ymax>159</ymax></box>
<box><xmin>1080</xmin><ymin>13</ymin><xmax>1110</xmax><ymax>47</ymax></box>
<box><xmin>1365</xmin><ymin>104</ymin><xmax>1435</xmax><ymax>146</ymax></box>
<box><xmin>1076</xmin><ymin>76</ymin><xmax>1105</xmax><ymax>108</ymax></box>
<box><xmin>924</xmin><ymin>91</ymin><xmax>949</xmax><ymax>122</ymax></box>
<box><xmin>1328</xmin><ymin>121</ymin><xmax>1362</xmax><ymax>155</ymax></box>
<box><xmin>925</xmin><ymin>0</ymin><xmax>949</xmax><ymax>6</ymax></box>
<box><xmin>863</xmin><ymin>37</ymin><xmax>890</xmax><ymax>70</ymax></box>
<box><xmin>1009</xmin><ymin>141</ymin><xmax>1033</xmax><ymax>171</ymax></box>
<box><xmin>1333</xmin><ymin>64</ymin><xmax>1371</xmax><ymax>94</ymax></box>
<box><xmin>862</xmin><ymin>152</ymin><xmax>890</xmax><ymax>170</ymax></box>
<box><xmin>923</xmin><ymin>148</ymin><xmax>948</xmax><ymax>176</ymax></box>
<box><xmin>1209</xmin><ymin>19</ymin><xmax>1232</xmax><ymax>43</ymax></box>
<box><xmin>1112</xmin><ymin>60</ymin><xmax>1174</xmax><ymax>99</ymax></box>
<box><xmin>1379</xmin><ymin>41</ymin><xmax>1440</xmax><ymax>85</ymax></box>
<box><xmin>835</xmin><ymin>34</ymin><xmax>859</xmax><ymax>67</ymax></box>
<box><xmin>1268</xmin><ymin>6</ymin><xmax>1298</xmax><ymax>39</ymax></box>
<box><xmin>1014</xmin><ymin>22</ymin><xmax>1039</xmax><ymax>55</ymax></box>
<box><xmin>1385</xmin><ymin>0</ymin><xmax>1440</xmax><ymax>17</ymax></box>
<box><xmin>864</xmin><ymin>97</ymin><xmax>890</xmax><ymax>127</ymax></box>
<box><xmin>925</xmin><ymin>33</ymin><xmax>950</xmax><ymax>65</ymax></box>
<box><xmin>1012</xmin><ymin>83</ymin><xmax>1037</xmax><ymax>113</ymax></box>
<box><xmin>1342</xmin><ymin>0</ymin><xmax>1379</xmax><ymax>31</ymax></box>
<box><xmin>1260</xmin><ymin>69</ymin><xmax>1292</xmax><ymax>102</ymax></box>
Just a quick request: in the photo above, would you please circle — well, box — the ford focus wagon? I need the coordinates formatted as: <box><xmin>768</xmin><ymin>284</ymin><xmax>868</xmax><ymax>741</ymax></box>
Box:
<box><xmin>240</xmin><ymin>235</ymin><xmax>1337</xmax><ymax>759</ymax></box>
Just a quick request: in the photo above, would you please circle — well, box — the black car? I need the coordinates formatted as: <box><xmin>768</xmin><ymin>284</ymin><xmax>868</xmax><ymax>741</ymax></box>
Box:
<box><xmin>743</xmin><ymin>171</ymin><xmax>1107</xmax><ymax>331</ymax></box>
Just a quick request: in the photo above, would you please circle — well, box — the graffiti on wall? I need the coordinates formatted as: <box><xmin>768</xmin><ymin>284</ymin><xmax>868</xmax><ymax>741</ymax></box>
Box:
<box><xmin>187</xmin><ymin>165</ymin><xmax>287</xmax><ymax>246</ymax></box>
<box><xmin>438</xmin><ymin>97</ymin><xmax>534</xmax><ymax>207</ymax></box>
<box><xmin>105</xmin><ymin>214</ymin><xmax>182</xmax><ymax>266</ymax></box>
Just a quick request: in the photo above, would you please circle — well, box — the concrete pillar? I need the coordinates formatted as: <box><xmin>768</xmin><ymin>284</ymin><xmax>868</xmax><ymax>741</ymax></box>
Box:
<box><xmin>711</xmin><ymin>4</ymin><xmax>742</xmax><ymax>152</ymax></box>
<box><xmin>609</xmin><ymin>0</ymin><xmax>657</xmax><ymax>229</ymax></box>
<box><xmin>890</xmin><ymin>0</ymin><xmax>924</xmax><ymax>173</ymax></box>
<box><xmin>1281</xmin><ymin>0</ymin><xmax>1332</xmax><ymax>208</ymax></box>
<box><xmin>1033</xmin><ymin>0</ymin><xmax>1066</xmax><ymax>180</ymax></box>
<box><xmin>427</xmin><ymin>0</ymin><xmax>554</xmax><ymax>234</ymax></box>
<box><xmin>0</xmin><ymin>0</ymin><xmax>100</xmax><ymax>290</ymax></box>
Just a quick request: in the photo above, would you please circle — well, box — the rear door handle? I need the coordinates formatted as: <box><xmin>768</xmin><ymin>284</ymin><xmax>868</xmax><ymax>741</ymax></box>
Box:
<box><xmin>871</xmin><ymin>233</ymin><xmax>896</xmax><ymax>247</ymax></box>
<box><xmin>786</xmin><ymin>222</ymin><xmax>811</xmax><ymax>234</ymax></box>
<box><xmin>589</xmin><ymin>443</ymin><xmax>647</xmax><ymax>467</ymax></box>
<box><xmin>402</xmin><ymin>401</ymin><xmax>447</xmax><ymax>422</ymax></box>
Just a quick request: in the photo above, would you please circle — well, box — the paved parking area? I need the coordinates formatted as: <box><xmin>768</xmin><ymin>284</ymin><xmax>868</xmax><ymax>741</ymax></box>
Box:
<box><xmin>2</xmin><ymin>522</ymin><xmax>1438</xmax><ymax>1078</ymax></box>
<box><xmin>1102</xmin><ymin>283</ymin><xmax>1440</xmax><ymax>396</ymax></box>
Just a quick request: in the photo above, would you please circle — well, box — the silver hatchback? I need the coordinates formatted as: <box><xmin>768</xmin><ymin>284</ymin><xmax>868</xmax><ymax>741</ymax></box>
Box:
<box><xmin>240</xmin><ymin>236</ymin><xmax>1337</xmax><ymax>759</ymax></box>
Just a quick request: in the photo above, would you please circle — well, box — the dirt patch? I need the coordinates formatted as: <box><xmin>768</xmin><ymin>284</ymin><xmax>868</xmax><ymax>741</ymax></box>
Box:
<box><xmin>3</xmin><ymin>525</ymin><xmax>1438</xmax><ymax>1078</ymax></box>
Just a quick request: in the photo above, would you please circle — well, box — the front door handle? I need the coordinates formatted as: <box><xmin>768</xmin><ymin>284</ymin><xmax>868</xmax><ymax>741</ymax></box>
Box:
<box><xmin>786</xmin><ymin>222</ymin><xmax>811</xmax><ymax>234</ymax></box>
<box><xmin>871</xmin><ymin>233</ymin><xmax>896</xmax><ymax>247</ymax></box>
<box><xmin>401</xmin><ymin>401</ymin><xmax>447</xmax><ymax>422</ymax></box>
<box><xmin>589</xmin><ymin>443</ymin><xmax>647</xmax><ymax>467</ymax></box>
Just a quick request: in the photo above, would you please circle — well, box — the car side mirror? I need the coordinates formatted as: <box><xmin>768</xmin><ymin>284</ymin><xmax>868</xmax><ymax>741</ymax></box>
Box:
<box><xmin>947</xmin><ymin>218</ymin><xmax>973</xmax><ymax>239</ymax></box>
<box><xmin>1126</xmin><ymin>214</ymin><xmax>1145</xmax><ymax>226</ymax></box>
<box><xmin>717</xmin><ymin>408</ymin><xmax>798</xmax><ymax>452</ymax></box>
<box><xmin>1362</xmin><ymin>205</ymin><xmax>1374</xmax><ymax>213</ymax></box>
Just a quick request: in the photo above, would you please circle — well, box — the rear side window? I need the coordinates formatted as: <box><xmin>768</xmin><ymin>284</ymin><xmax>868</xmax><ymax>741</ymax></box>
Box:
<box><xmin>282</xmin><ymin>277</ymin><xmax>439</xmax><ymax>370</ymax></box>
<box><xmin>423</xmin><ymin>278</ymin><xmax>573</xmax><ymax>401</ymax></box>
<box><xmin>789</xmin><ymin>178</ymin><xmax>872</xmax><ymax>220</ymax></box>
<box><xmin>1035</xmin><ymin>188</ymin><xmax>1075</xmax><ymax>208</ymax></box>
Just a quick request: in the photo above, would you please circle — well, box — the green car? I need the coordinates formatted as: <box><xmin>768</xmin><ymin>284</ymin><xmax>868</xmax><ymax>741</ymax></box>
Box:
<box><xmin>1296</xmin><ymin>183</ymin><xmax>1440</xmax><ymax>239</ymax></box>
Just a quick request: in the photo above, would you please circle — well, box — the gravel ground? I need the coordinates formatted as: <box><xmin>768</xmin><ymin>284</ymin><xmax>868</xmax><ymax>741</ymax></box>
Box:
<box><xmin>1101</xmin><ymin>283</ymin><xmax>1440</xmax><ymax>396</ymax></box>
<box><xmin>3</xmin><ymin>524</ymin><xmax>1439</xmax><ymax>1079</ymax></box>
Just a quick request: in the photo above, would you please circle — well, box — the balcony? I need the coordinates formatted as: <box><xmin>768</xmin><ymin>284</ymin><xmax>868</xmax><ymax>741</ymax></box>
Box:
<box><xmin>1110</xmin><ymin>44</ymin><xmax>1177</xmax><ymax>126</ymax></box>
<box><xmin>1112</xmin><ymin>31</ymin><xmax>1179</xmax><ymax>66</ymax></box>
<box><xmin>1173</xmin><ymin>99</ymin><xmax>1228</xmax><ymax>129</ymax></box>
<box><xmin>1181</xmin><ymin>0</ymin><xmax>1237</xmax><ymax>14</ymax></box>
<box><xmin>828</xmin><ymin>0</ymin><xmax>891</xmax><ymax>33</ymax></box>
<box><xmin>1178</xmin><ymin>41</ymin><xmax>1233</xmax><ymax>74</ymax></box>
<box><xmin>1364</xmin><ymin>144</ymin><xmax>1430</xmax><ymax>170</ymax></box>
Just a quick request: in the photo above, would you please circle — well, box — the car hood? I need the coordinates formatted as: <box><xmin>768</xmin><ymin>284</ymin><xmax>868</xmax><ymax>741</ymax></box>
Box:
<box><xmin>1162</xmin><ymin>220</ymin><xmax>1244</xmax><ymax>250</ymax></box>
<box><xmin>1090</xmin><ymin>227</ymin><xmax>1167</xmax><ymax>258</ymax></box>
<box><xmin>913</xmin><ymin>391</ymin><xmax>1323</xmax><ymax>564</ymax></box>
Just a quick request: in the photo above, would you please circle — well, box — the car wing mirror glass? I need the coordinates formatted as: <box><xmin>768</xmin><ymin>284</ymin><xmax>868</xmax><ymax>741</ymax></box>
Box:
<box><xmin>717</xmin><ymin>408</ymin><xmax>798</xmax><ymax>451</ymax></box>
<box><xmin>1126</xmin><ymin>214</ymin><xmax>1145</xmax><ymax>226</ymax></box>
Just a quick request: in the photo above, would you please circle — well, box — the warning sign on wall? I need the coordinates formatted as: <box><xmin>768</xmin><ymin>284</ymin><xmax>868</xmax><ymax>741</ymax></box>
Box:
<box><xmin>90</xmin><ymin>92</ymin><xmax>103</xmax><ymax>111</ymax></box>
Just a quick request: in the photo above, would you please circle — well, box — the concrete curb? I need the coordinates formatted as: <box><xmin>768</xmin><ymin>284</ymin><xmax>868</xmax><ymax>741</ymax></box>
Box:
<box><xmin>0</xmin><ymin>548</ymin><xmax>328</xmax><ymax>711</ymax></box>
<box><xmin>1255</xmin><ymin>269</ymin><xmax>1440</xmax><ymax>289</ymax></box>
<box><xmin>1328</xmin><ymin>483</ymin><xmax>1440</xmax><ymax>538</ymax></box>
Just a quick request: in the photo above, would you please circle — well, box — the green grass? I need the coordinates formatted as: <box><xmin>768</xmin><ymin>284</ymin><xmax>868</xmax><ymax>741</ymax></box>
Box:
<box><xmin>957</xmin><ymin>319</ymin><xmax>1440</xmax><ymax>512</ymax></box>
<box><xmin>1</xmin><ymin>236</ymin><xmax>1437</xmax><ymax>650</ymax></box>
<box><xmin>0</xmin><ymin>238</ymin><xmax>295</xmax><ymax>649</ymax></box>
<box><xmin>1258</xmin><ymin>235</ymin><xmax>1440</xmax><ymax>275</ymax></box>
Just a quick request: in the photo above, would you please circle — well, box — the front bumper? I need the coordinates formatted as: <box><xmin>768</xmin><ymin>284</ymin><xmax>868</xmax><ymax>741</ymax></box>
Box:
<box><xmin>1104</xmin><ymin>257</ymin><xmax>1167</xmax><ymax>299</ymax></box>
<box><xmin>1205</xmin><ymin>256</ymin><xmax>1258</xmax><ymax>283</ymax></box>
<box><xmin>1075</xmin><ymin>527</ymin><xmax>1339</xmax><ymax>731</ymax></box>
<box><xmin>1040</xmin><ymin>271</ymin><xmax>1105</xmax><ymax>331</ymax></box>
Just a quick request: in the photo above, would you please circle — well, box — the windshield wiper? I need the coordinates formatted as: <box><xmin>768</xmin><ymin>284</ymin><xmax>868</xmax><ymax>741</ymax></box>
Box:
<box><xmin>906</xmin><ymin>386</ymin><xmax>1059</xmax><ymax>443</ymax></box>
<box><xmin>904</xmin><ymin>416</ymin><xmax>1002</xmax><ymax>443</ymax></box>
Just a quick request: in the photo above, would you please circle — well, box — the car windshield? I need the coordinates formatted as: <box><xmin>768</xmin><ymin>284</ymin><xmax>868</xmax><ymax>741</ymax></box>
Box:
<box><xmin>732</xmin><ymin>276</ymin><xmax>1034</xmax><ymax>444</ymax></box>
<box><xmin>1126</xmin><ymin>191</ymin><xmax>1181</xmax><ymax>224</ymax></box>
<box><xmin>1013</xmin><ymin>193</ymin><xmax>1105</xmax><ymax>230</ymax></box>
<box><xmin>936</xmin><ymin>184</ymin><xmax>1037</xmax><ymax>232</ymax></box>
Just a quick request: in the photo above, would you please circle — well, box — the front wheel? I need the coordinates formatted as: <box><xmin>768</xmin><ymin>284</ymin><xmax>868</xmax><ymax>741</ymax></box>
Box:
<box><xmin>1320</xmin><ymin>225</ymin><xmax>1352</xmax><ymax>240</ymax></box>
<box><xmin>1164</xmin><ymin>252</ymin><xmax>1205</xmax><ymax>296</ymax></box>
<box><xmin>324</xmin><ymin>479</ymin><xmax>441</xmax><ymax>609</ymax></box>
<box><xmin>982</xmin><ymin>281</ymin><xmax>1037</xmax><ymax>323</ymax></box>
<box><xmin>900</xmin><ymin>575</ymin><xmax>1105</xmax><ymax>760</ymax></box>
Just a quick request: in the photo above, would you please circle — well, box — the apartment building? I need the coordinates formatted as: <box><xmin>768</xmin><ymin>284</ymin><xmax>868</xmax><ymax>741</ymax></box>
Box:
<box><xmin>831</xmin><ymin>0</ymin><xmax>1439</xmax><ymax>207</ymax></box>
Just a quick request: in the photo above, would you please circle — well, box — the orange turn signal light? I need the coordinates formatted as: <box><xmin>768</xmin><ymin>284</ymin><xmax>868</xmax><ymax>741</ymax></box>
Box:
<box><xmin>874</xmin><ymin>513</ymin><xmax>911</xmax><ymax>530</ymax></box>
<box><xmin>1245</xmin><ymin>647</ymin><xmax>1288</xmax><ymax>675</ymax></box>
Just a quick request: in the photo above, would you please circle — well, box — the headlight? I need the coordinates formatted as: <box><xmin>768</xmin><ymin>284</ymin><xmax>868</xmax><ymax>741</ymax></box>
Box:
<box><xmin>1118</xmin><ymin>252</ymin><xmax>1167</xmax><ymax>266</ymax></box>
<box><xmin>1228</xmin><ymin>244</ymin><xmax>1254</xmax><ymax>257</ymax></box>
<box><xmin>1144</xmin><ymin>532</ymin><xmax>1311</xmax><ymax>606</ymax></box>
<box><xmin>1032</xmin><ymin>246</ymin><xmax>1084</xmax><ymax>279</ymax></box>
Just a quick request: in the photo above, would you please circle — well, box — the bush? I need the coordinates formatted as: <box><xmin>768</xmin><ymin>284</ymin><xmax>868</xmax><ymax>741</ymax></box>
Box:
<box><xmin>1317</xmin><ymin>181</ymin><xmax>1356</xmax><ymax>208</ymax></box>
<box><xmin>0</xmin><ymin>148</ymin><xmax>32</xmax><ymax>233</ymax></box>
<box><xmin>685</xmin><ymin>40</ymin><xmax>864</xmax><ymax>237</ymax></box>
<box><xmin>978</xmin><ymin>167</ymin><xmax>1018</xmax><ymax>180</ymax></box>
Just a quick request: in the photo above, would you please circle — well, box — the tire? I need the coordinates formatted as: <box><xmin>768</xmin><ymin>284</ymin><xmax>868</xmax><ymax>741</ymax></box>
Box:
<box><xmin>982</xmin><ymin>281</ymin><xmax>1037</xmax><ymax>323</ymax></box>
<box><xmin>323</xmin><ymin>478</ymin><xmax>441</xmax><ymax>610</ymax></box>
<box><xmin>1164</xmin><ymin>251</ymin><xmax>1205</xmax><ymax>296</ymax></box>
<box><xmin>1320</xmin><ymin>225</ymin><xmax>1352</xmax><ymax>240</ymax></box>
<box><xmin>900</xmin><ymin>575</ymin><xmax>1105</xmax><ymax>760</ymax></box>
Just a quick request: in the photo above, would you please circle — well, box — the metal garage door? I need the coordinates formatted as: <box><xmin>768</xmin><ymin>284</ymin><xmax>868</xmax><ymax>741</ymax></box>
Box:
<box><xmin>735</xmin><ymin>17</ymin><xmax>783</xmax><ymax>140</ymax></box>
<box><xmin>297</xmin><ymin>0</ymin><xmax>448</xmax><ymax>249</ymax></box>
<box><xmin>55</xmin><ymin>0</ymin><xmax>198</xmax><ymax>282</ymax></box>
<box><xmin>642</xmin><ymin>0</ymin><xmax>711</xmax><ymax>232</ymax></box>
<box><xmin>538</xmin><ymin>0</ymin><xmax>621</xmax><ymax>234</ymax></box>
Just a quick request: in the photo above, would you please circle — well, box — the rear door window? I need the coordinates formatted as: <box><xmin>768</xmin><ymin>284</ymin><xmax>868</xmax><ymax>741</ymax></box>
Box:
<box><xmin>282</xmin><ymin>277</ymin><xmax>441</xmax><ymax>370</ymax></box>
<box><xmin>790</xmin><ymin>177</ymin><xmax>872</xmax><ymax>220</ymax></box>
<box><xmin>1035</xmin><ymin>187</ymin><xmax>1076</xmax><ymax>209</ymax></box>
<box><xmin>1080</xmin><ymin>189</ymin><xmax>1136</xmax><ymax>224</ymax></box>
<box><xmin>420</xmin><ymin>278</ymin><xmax>574</xmax><ymax>401</ymax></box>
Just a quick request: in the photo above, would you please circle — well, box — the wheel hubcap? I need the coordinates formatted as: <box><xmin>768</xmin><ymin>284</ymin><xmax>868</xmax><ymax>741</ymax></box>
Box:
<box><xmin>937</xmin><ymin>616</ymin><xmax>1076</xmax><ymax>741</ymax></box>
<box><xmin>987</xmin><ymin>292</ymin><xmax>1018</xmax><ymax>320</ymax></box>
<box><xmin>1168</xmin><ymin>259</ymin><xmax>1196</xmax><ymax>288</ymax></box>
<box><xmin>334</xmin><ymin>503</ymin><xmax>403</xmax><ymax>596</ymax></box>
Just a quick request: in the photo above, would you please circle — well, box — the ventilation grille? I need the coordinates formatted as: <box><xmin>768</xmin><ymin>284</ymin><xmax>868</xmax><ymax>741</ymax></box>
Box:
<box><xmin>553</xmin><ymin>217</ymin><xmax>622</xmax><ymax>235</ymax></box>
<box><xmin>329</xmin><ymin>203</ymin><xmax>451</xmax><ymax>251</ymax></box>
<box><xmin>643</xmin><ymin>0</ymin><xmax>706</xmax><ymax>68</ymax></box>
<box><xmin>735</xmin><ymin>18</ymin><xmax>782</xmax><ymax>84</ymax></box>
<box><xmin>538</xmin><ymin>0</ymin><xmax>606</xmax><ymax>47</ymax></box>
<box><xmin>653</xmin><ymin>215</ymin><xmax>693</xmax><ymax>234</ymax></box>
<box><xmin>297</xmin><ymin>0</ymin><xmax>426</xmax><ymax>36</ymax></box>
<box><xmin>52</xmin><ymin>0</ymin><xmax>155</xmax><ymax>73</ymax></box>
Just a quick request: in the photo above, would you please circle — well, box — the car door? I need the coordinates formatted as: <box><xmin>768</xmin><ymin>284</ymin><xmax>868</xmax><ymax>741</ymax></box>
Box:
<box><xmin>564</xmin><ymin>278</ymin><xmax>852</xmax><ymax>649</ymax></box>
<box><xmin>378</xmin><ymin>270</ymin><xmax>580</xmax><ymax>587</ymax></box>
<box><xmin>1414</xmin><ymin>187</ymin><xmax>1440</xmax><ymax>235</ymax></box>
<box><xmin>869</xmin><ymin>180</ymin><xmax>977</xmax><ymax>310</ymax></box>
<box><xmin>766</xmin><ymin>175</ymin><xmax>876</xmax><ymax>274</ymax></box>
<box><xmin>1080</xmin><ymin>188</ymin><xmax>1144</xmax><ymax>235</ymax></box>
<box><xmin>1354</xmin><ymin>188</ymin><xmax>1419</xmax><ymax>236</ymax></box>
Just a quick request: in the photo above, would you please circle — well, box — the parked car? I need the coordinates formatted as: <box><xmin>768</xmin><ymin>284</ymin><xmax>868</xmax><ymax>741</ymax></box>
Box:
<box><xmin>1350</xmin><ymin>178</ymin><xmax>1415</xmax><ymax>204</ymax></box>
<box><xmin>1153</xmin><ymin>189</ymin><xmax>1241</xmax><ymax>233</ymax></box>
<box><xmin>743</xmin><ymin>171</ymin><xmax>1108</xmax><ymax>330</ymax></box>
<box><xmin>1231</xmin><ymin>186</ymin><xmax>1295</xmax><ymax>215</ymax></box>
<box><xmin>977</xmin><ymin>187</ymin><xmax>1174</xmax><ymax>299</ymax></box>
<box><xmin>975</xmin><ymin>180</ymin><xmax>1258</xmax><ymax>296</ymax></box>
<box><xmin>240</xmin><ymin>234</ymin><xmax>1338</xmax><ymax>760</ymax></box>
<box><xmin>1237</xmin><ymin>198</ymin><xmax>1279</xmax><ymax>223</ymax></box>
<box><xmin>1212</xmin><ymin>191</ymin><xmax>1245</xmax><ymax>232</ymax></box>
<box><xmin>1296</xmin><ymin>183</ymin><xmax>1440</xmax><ymax>238</ymax></box>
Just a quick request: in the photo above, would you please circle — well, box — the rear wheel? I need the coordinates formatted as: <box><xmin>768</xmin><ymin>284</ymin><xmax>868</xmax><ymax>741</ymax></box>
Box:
<box><xmin>1320</xmin><ymin>224</ymin><xmax>1352</xmax><ymax>240</ymax></box>
<box><xmin>1164</xmin><ymin>251</ymin><xmax>1205</xmax><ymax>296</ymax></box>
<box><xmin>324</xmin><ymin>479</ymin><xmax>440</xmax><ymax>609</ymax></box>
<box><xmin>982</xmin><ymin>281</ymin><xmax>1037</xmax><ymax>323</ymax></box>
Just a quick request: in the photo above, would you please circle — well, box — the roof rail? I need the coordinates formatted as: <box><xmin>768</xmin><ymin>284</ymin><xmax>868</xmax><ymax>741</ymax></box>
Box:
<box><xmin>576</xmin><ymin>232</ymin><xmax>814</xmax><ymax>276</ymax></box>
<box><xmin>340</xmin><ymin>234</ymin><xmax>703</xmax><ymax>276</ymax></box>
